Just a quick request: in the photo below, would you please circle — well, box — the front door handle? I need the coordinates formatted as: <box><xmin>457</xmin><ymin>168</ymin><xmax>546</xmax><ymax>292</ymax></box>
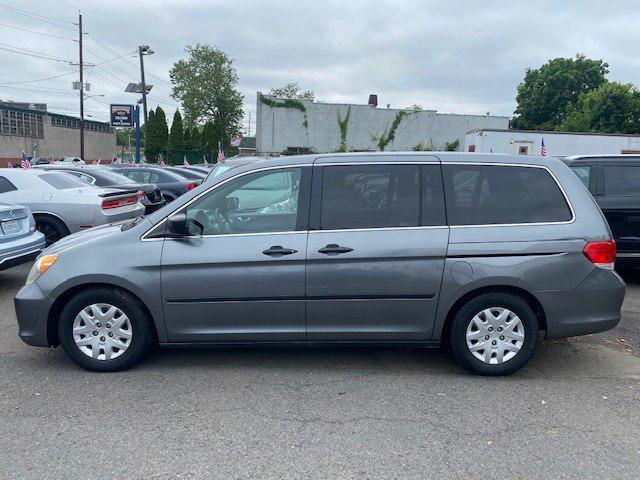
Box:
<box><xmin>318</xmin><ymin>244</ymin><xmax>353</xmax><ymax>255</ymax></box>
<box><xmin>263</xmin><ymin>245</ymin><xmax>298</xmax><ymax>257</ymax></box>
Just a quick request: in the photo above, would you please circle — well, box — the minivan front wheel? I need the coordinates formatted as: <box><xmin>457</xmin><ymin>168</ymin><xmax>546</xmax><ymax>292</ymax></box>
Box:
<box><xmin>449</xmin><ymin>293</ymin><xmax>539</xmax><ymax>376</ymax></box>
<box><xmin>58</xmin><ymin>288</ymin><xmax>154</xmax><ymax>372</ymax></box>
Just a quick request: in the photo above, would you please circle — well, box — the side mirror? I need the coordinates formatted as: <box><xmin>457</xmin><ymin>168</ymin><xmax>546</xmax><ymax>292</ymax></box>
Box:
<box><xmin>224</xmin><ymin>196</ymin><xmax>239</xmax><ymax>212</ymax></box>
<box><xmin>166</xmin><ymin>213</ymin><xmax>203</xmax><ymax>237</ymax></box>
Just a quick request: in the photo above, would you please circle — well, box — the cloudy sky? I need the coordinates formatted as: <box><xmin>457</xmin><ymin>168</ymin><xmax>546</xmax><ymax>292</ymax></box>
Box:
<box><xmin>1</xmin><ymin>0</ymin><xmax>639</xmax><ymax>134</ymax></box>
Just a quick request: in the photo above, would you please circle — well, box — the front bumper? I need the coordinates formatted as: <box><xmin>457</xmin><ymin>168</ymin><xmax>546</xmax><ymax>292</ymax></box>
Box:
<box><xmin>0</xmin><ymin>231</ymin><xmax>46</xmax><ymax>271</ymax></box>
<box><xmin>537</xmin><ymin>267</ymin><xmax>626</xmax><ymax>339</ymax></box>
<box><xmin>15</xmin><ymin>280</ymin><xmax>55</xmax><ymax>347</ymax></box>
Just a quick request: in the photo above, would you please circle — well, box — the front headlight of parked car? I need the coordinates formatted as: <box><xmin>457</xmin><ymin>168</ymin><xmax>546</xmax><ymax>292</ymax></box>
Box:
<box><xmin>25</xmin><ymin>253</ymin><xmax>59</xmax><ymax>286</ymax></box>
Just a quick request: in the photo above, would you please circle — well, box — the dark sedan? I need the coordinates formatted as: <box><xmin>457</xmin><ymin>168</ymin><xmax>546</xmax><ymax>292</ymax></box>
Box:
<box><xmin>163</xmin><ymin>166</ymin><xmax>207</xmax><ymax>180</ymax></box>
<box><xmin>34</xmin><ymin>165</ymin><xmax>165</xmax><ymax>214</ymax></box>
<box><xmin>112</xmin><ymin>166</ymin><xmax>200</xmax><ymax>202</ymax></box>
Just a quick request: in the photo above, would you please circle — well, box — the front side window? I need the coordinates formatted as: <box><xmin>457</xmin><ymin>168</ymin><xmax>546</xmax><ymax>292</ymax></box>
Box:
<box><xmin>603</xmin><ymin>166</ymin><xmax>640</xmax><ymax>196</ymax></box>
<box><xmin>443</xmin><ymin>165</ymin><xmax>572</xmax><ymax>225</ymax></box>
<box><xmin>570</xmin><ymin>166</ymin><xmax>591</xmax><ymax>190</ymax></box>
<box><xmin>320</xmin><ymin>164</ymin><xmax>420</xmax><ymax>230</ymax></box>
<box><xmin>184</xmin><ymin>167</ymin><xmax>301</xmax><ymax>235</ymax></box>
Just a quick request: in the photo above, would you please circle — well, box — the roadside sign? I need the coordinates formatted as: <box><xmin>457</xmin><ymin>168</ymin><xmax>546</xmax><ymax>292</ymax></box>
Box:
<box><xmin>110</xmin><ymin>104</ymin><xmax>134</xmax><ymax>127</ymax></box>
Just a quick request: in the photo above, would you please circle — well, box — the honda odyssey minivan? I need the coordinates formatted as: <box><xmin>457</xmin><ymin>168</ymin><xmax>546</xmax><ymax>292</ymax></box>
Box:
<box><xmin>15</xmin><ymin>153</ymin><xmax>625</xmax><ymax>375</ymax></box>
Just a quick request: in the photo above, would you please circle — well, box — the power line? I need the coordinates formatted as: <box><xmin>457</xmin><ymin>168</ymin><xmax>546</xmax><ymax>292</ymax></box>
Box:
<box><xmin>0</xmin><ymin>70</ymin><xmax>77</xmax><ymax>85</ymax></box>
<box><xmin>0</xmin><ymin>44</ymin><xmax>74</xmax><ymax>63</ymax></box>
<box><xmin>0</xmin><ymin>21</ymin><xmax>76</xmax><ymax>40</ymax></box>
<box><xmin>0</xmin><ymin>3</ymin><xmax>75</xmax><ymax>30</ymax></box>
<box><xmin>0</xmin><ymin>84</ymin><xmax>76</xmax><ymax>95</ymax></box>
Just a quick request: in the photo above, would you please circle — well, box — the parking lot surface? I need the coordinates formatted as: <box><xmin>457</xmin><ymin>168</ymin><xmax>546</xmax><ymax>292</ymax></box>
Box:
<box><xmin>1</xmin><ymin>263</ymin><xmax>639</xmax><ymax>479</ymax></box>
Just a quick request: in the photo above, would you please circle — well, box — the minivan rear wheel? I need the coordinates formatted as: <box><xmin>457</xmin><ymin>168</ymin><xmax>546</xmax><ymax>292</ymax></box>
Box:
<box><xmin>449</xmin><ymin>292</ymin><xmax>539</xmax><ymax>376</ymax></box>
<box><xmin>58</xmin><ymin>288</ymin><xmax>154</xmax><ymax>372</ymax></box>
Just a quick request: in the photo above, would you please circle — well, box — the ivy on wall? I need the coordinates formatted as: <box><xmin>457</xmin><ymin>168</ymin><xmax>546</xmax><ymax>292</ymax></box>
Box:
<box><xmin>374</xmin><ymin>109</ymin><xmax>412</xmax><ymax>151</ymax></box>
<box><xmin>258</xmin><ymin>92</ymin><xmax>308</xmax><ymax>128</ymax></box>
<box><xmin>335</xmin><ymin>106</ymin><xmax>351</xmax><ymax>152</ymax></box>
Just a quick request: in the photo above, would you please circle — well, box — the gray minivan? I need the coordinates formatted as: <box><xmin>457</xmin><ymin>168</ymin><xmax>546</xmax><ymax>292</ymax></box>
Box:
<box><xmin>14</xmin><ymin>153</ymin><xmax>625</xmax><ymax>375</ymax></box>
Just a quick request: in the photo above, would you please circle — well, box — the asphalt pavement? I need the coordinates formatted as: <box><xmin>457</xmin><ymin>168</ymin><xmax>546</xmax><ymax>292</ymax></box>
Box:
<box><xmin>0</xmin><ymin>263</ymin><xmax>639</xmax><ymax>479</ymax></box>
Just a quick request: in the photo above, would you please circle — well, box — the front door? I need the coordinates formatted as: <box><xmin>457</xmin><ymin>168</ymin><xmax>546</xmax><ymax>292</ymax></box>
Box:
<box><xmin>305</xmin><ymin>159</ymin><xmax>449</xmax><ymax>341</ymax></box>
<box><xmin>161</xmin><ymin>166</ymin><xmax>310</xmax><ymax>342</ymax></box>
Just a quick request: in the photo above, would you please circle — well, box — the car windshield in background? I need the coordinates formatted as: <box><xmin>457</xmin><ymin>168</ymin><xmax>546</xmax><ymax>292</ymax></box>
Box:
<box><xmin>38</xmin><ymin>172</ymin><xmax>89</xmax><ymax>189</ymax></box>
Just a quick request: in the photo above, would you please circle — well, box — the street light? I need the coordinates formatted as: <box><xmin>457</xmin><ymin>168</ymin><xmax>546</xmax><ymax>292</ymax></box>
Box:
<box><xmin>138</xmin><ymin>45</ymin><xmax>154</xmax><ymax>124</ymax></box>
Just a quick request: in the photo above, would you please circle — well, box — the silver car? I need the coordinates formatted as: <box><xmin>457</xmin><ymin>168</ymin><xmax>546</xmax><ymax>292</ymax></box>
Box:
<box><xmin>0</xmin><ymin>202</ymin><xmax>45</xmax><ymax>271</ymax></box>
<box><xmin>14</xmin><ymin>153</ymin><xmax>625</xmax><ymax>375</ymax></box>
<box><xmin>0</xmin><ymin>169</ymin><xmax>144</xmax><ymax>244</ymax></box>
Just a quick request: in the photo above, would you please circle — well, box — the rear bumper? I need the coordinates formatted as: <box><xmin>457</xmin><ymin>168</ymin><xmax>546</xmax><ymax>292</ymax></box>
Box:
<box><xmin>95</xmin><ymin>204</ymin><xmax>145</xmax><ymax>226</ymax></box>
<box><xmin>537</xmin><ymin>268</ymin><xmax>626</xmax><ymax>339</ymax></box>
<box><xmin>14</xmin><ymin>280</ymin><xmax>54</xmax><ymax>347</ymax></box>
<box><xmin>0</xmin><ymin>231</ymin><xmax>46</xmax><ymax>271</ymax></box>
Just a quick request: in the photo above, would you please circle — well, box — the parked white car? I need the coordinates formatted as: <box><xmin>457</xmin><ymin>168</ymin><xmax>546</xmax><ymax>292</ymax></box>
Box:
<box><xmin>56</xmin><ymin>157</ymin><xmax>85</xmax><ymax>164</ymax></box>
<box><xmin>0</xmin><ymin>202</ymin><xmax>45</xmax><ymax>271</ymax></box>
<box><xmin>0</xmin><ymin>170</ymin><xmax>144</xmax><ymax>245</ymax></box>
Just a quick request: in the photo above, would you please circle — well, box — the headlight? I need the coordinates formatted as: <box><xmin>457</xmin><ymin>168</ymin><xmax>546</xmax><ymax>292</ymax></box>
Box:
<box><xmin>25</xmin><ymin>253</ymin><xmax>59</xmax><ymax>286</ymax></box>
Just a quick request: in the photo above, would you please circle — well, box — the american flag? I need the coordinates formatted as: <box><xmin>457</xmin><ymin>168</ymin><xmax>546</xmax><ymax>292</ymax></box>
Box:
<box><xmin>217</xmin><ymin>141</ymin><xmax>225</xmax><ymax>162</ymax></box>
<box><xmin>92</xmin><ymin>159</ymin><xmax>99</xmax><ymax>165</ymax></box>
<box><xmin>20</xmin><ymin>152</ymin><xmax>31</xmax><ymax>169</ymax></box>
<box><xmin>540</xmin><ymin>138</ymin><xmax>548</xmax><ymax>156</ymax></box>
<box><xmin>183</xmin><ymin>156</ymin><xmax>189</xmax><ymax>166</ymax></box>
<box><xmin>158</xmin><ymin>159</ymin><xmax>166</xmax><ymax>167</ymax></box>
<box><xmin>203</xmin><ymin>155</ymin><xmax>208</xmax><ymax>165</ymax></box>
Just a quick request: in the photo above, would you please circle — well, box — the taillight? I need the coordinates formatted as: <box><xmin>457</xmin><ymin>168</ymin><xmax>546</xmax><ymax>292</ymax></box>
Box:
<box><xmin>582</xmin><ymin>240</ymin><xmax>616</xmax><ymax>270</ymax></box>
<box><xmin>185</xmin><ymin>183</ymin><xmax>197</xmax><ymax>191</ymax></box>
<box><xmin>102</xmin><ymin>196</ymin><xmax>138</xmax><ymax>210</ymax></box>
<box><xmin>138</xmin><ymin>190</ymin><xmax>146</xmax><ymax>200</ymax></box>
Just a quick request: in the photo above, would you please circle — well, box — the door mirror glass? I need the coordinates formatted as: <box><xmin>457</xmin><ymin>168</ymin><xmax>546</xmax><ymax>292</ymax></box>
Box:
<box><xmin>167</xmin><ymin>213</ymin><xmax>204</xmax><ymax>237</ymax></box>
<box><xmin>224</xmin><ymin>196</ymin><xmax>239</xmax><ymax>212</ymax></box>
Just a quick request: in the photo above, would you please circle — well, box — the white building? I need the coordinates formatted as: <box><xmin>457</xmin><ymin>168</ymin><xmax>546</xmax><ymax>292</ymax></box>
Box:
<box><xmin>256</xmin><ymin>94</ymin><xmax>509</xmax><ymax>155</ymax></box>
<box><xmin>465</xmin><ymin>129</ymin><xmax>640</xmax><ymax>157</ymax></box>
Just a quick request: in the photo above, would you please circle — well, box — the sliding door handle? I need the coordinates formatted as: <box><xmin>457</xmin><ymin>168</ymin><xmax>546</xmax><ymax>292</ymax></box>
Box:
<box><xmin>263</xmin><ymin>245</ymin><xmax>298</xmax><ymax>256</ymax></box>
<box><xmin>318</xmin><ymin>244</ymin><xmax>353</xmax><ymax>255</ymax></box>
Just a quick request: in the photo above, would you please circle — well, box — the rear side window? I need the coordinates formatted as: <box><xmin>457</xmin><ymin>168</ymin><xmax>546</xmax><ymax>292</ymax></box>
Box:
<box><xmin>0</xmin><ymin>176</ymin><xmax>17</xmax><ymax>193</ymax></box>
<box><xmin>443</xmin><ymin>165</ymin><xmax>572</xmax><ymax>225</ymax></box>
<box><xmin>38</xmin><ymin>172</ymin><xmax>88</xmax><ymax>189</ymax></box>
<box><xmin>570</xmin><ymin>166</ymin><xmax>591</xmax><ymax>190</ymax></box>
<box><xmin>603</xmin><ymin>166</ymin><xmax>640</xmax><ymax>196</ymax></box>
<box><xmin>320</xmin><ymin>164</ymin><xmax>420</xmax><ymax>230</ymax></box>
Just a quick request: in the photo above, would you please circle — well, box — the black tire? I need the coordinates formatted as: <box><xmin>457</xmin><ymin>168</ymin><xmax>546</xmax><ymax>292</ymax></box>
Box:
<box><xmin>449</xmin><ymin>292</ymin><xmax>539</xmax><ymax>376</ymax></box>
<box><xmin>35</xmin><ymin>215</ymin><xmax>69</xmax><ymax>246</ymax></box>
<box><xmin>58</xmin><ymin>287</ymin><xmax>154</xmax><ymax>372</ymax></box>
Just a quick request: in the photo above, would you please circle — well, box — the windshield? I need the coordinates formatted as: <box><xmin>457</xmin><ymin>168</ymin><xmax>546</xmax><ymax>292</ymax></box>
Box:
<box><xmin>38</xmin><ymin>172</ymin><xmax>90</xmax><ymax>189</ymax></box>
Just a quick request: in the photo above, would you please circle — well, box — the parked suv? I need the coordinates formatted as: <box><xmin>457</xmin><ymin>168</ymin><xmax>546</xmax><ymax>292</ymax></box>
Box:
<box><xmin>564</xmin><ymin>155</ymin><xmax>640</xmax><ymax>269</ymax></box>
<box><xmin>14</xmin><ymin>153</ymin><xmax>625</xmax><ymax>375</ymax></box>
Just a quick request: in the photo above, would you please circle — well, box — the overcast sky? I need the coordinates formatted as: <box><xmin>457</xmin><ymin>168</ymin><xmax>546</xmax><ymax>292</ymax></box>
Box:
<box><xmin>1</xmin><ymin>0</ymin><xmax>639</xmax><ymax>134</ymax></box>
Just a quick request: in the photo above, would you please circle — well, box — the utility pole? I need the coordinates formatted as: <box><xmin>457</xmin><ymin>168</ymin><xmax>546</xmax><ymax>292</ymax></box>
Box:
<box><xmin>78</xmin><ymin>13</ymin><xmax>85</xmax><ymax>160</ymax></box>
<box><xmin>247</xmin><ymin>111</ymin><xmax>252</xmax><ymax>137</ymax></box>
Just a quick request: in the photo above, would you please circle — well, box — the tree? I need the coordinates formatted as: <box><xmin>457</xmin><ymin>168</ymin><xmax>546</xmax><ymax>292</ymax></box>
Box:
<box><xmin>269</xmin><ymin>82</ymin><xmax>315</xmax><ymax>101</ymax></box>
<box><xmin>183</xmin><ymin>127</ymin><xmax>191</xmax><ymax>150</ymax></box>
<box><xmin>512</xmin><ymin>54</ymin><xmax>609</xmax><ymax>130</ymax></box>
<box><xmin>168</xmin><ymin>109</ymin><xmax>185</xmax><ymax>162</ymax></box>
<box><xmin>144</xmin><ymin>106</ymin><xmax>169</xmax><ymax>161</ymax></box>
<box><xmin>558</xmin><ymin>82</ymin><xmax>640</xmax><ymax>134</ymax></box>
<box><xmin>201</xmin><ymin>120</ymin><xmax>223</xmax><ymax>158</ymax></box>
<box><xmin>170</xmin><ymin>44</ymin><xmax>244</xmax><ymax>140</ymax></box>
<box><xmin>189</xmin><ymin>126</ymin><xmax>201</xmax><ymax>152</ymax></box>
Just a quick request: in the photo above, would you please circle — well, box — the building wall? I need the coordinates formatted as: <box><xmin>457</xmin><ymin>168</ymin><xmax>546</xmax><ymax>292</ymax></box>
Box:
<box><xmin>0</xmin><ymin>109</ymin><xmax>117</xmax><ymax>162</ymax></box>
<box><xmin>465</xmin><ymin>129</ymin><xmax>640</xmax><ymax>156</ymax></box>
<box><xmin>256</xmin><ymin>94</ymin><xmax>509</xmax><ymax>155</ymax></box>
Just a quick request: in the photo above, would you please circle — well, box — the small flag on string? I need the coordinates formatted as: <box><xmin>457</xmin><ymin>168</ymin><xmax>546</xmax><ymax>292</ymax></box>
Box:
<box><xmin>20</xmin><ymin>151</ymin><xmax>32</xmax><ymax>169</ymax></box>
